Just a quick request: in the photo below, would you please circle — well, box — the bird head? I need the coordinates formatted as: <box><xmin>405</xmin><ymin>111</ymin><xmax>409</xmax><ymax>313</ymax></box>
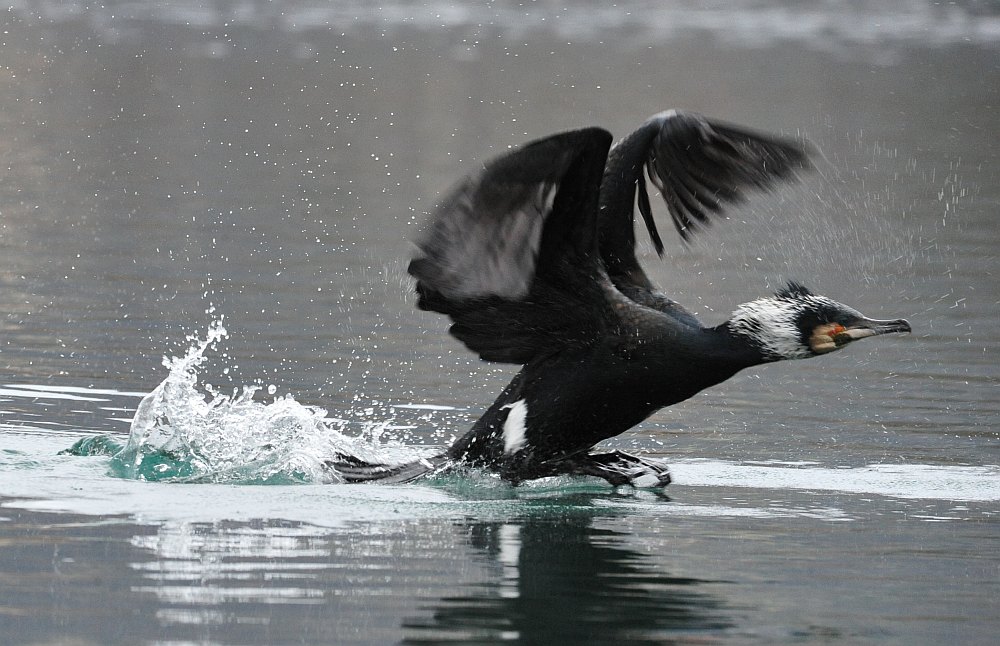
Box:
<box><xmin>727</xmin><ymin>282</ymin><xmax>911</xmax><ymax>361</ymax></box>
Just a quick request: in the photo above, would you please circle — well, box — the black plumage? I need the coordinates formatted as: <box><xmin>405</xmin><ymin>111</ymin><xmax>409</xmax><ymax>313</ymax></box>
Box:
<box><xmin>327</xmin><ymin>111</ymin><xmax>909</xmax><ymax>487</ymax></box>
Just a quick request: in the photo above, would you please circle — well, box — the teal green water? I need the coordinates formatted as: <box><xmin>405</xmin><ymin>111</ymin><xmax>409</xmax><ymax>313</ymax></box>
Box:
<box><xmin>66</xmin><ymin>434</ymin><xmax>313</xmax><ymax>483</ymax></box>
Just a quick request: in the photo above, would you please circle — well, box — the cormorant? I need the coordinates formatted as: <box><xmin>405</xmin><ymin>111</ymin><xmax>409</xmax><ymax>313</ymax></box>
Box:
<box><xmin>331</xmin><ymin>110</ymin><xmax>911</xmax><ymax>487</ymax></box>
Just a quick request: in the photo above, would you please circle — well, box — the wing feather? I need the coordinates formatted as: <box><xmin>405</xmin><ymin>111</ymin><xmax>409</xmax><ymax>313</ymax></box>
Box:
<box><xmin>408</xmin><ymin>128</ymin><xmax>615</xmax><ymax>364</ymax></box>
<box><xmin>648</xmin><ymin>113</ymin><xmax>811</xmax><ymax>240</ymax></box>
<box><xmin>598</xmin><ymin>110</ymin><xmax>812</xmax><ymax>327</ymax></box>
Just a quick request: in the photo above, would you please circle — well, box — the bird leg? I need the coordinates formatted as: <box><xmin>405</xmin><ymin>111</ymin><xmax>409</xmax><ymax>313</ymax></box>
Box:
<box><xmin>563</xmin><ymin>450</ymin><xmax>672</xmax><ymax>488</ymax></box>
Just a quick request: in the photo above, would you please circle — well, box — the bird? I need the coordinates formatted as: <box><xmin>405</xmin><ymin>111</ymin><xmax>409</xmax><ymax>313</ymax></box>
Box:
<box><xmin>329</xmin><ymin>110</ymin><xmax>912</xmax><ymax>487</ymax></box>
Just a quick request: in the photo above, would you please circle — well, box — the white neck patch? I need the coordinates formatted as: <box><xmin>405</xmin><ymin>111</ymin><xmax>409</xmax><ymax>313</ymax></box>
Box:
<box><xmin>727</xmin><ymin>295</ymin><xmax>835</xmax><ymax>360</ymax></box>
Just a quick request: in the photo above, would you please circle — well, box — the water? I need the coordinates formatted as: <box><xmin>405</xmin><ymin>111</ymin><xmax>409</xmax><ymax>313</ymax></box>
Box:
<box><xmin>1</xmin><ymin>1</ymin><xmax>999</xmax><ymax>643</ymax></box>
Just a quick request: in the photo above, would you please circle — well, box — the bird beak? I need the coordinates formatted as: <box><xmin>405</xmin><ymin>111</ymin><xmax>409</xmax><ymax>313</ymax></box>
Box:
<box><xmin>833</xmin><ymin>317</ymin><xmax>912</xmax><ymax>347</ymax></box>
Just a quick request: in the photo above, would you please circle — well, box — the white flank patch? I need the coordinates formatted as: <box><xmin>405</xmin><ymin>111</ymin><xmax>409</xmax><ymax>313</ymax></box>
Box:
<box><xmin>500</xmin><ymin>400</ymin><xmax>528</xmax><ymax>455</ymax></box>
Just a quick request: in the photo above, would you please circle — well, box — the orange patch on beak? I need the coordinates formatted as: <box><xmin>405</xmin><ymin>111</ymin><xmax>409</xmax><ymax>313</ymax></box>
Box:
<box><xmin>809</xmin><ymin>322</ymin><xmax>847</xmax><ymax>354</ymax></box>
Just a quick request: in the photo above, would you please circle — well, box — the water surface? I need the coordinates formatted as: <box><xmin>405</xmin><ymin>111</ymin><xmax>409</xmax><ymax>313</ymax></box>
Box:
<box><xmin>1</xmin><ymin>1</ymin><xmax>998</xmax><ymax>644</ymax></box>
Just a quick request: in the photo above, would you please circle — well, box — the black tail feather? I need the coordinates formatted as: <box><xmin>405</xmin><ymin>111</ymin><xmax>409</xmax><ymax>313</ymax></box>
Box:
<box><xmin>326</xmin><ymin>453</ymin><xmax>451</xmax><ymax>484</ymax></box>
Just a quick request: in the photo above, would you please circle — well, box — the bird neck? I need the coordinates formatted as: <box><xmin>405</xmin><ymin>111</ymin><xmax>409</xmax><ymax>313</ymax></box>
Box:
<box><xmin>706</xmin><ymin>320</ymin><xmax>778</xmax><ymax>370</ymax></box>
<box><xmin>601</xmin><ymin>119</ymin><xmax>662</xmax><ymax>205</ymax></box>
<box><xmin>597</xmin><ymin>118</ymin><xmax>665</xmax><ymax>280</ymax></box>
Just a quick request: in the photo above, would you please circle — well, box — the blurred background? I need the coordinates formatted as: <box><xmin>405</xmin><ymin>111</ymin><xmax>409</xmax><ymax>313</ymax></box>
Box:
<box><xmin>1</xmin><ymin>0</ymin><xmax>997</xmax><ymax>460</ymax></box>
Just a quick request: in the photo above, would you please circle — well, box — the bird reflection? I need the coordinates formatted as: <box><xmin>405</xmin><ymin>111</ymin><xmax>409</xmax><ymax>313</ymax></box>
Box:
<box><xmin>402</xmin><ymin>495</ymin><xmax>732</xmax><ymax>644</ymax></box>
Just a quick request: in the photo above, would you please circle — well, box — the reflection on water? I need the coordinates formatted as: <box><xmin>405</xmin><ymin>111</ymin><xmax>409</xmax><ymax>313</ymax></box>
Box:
<box><xmin>130</xmin><ymin>522</ymin><xmax>332</xmax><ymax>608</ymax></box>
<box><xmin>4</xmin><ymin>501</ymin><xmax>733</xmax><ymax>643</ymax></box>
<box><xmin>6</xmin><ymin>473</ymin><xmax>996</xmax><ymax>644</ymax></box>
<box><xmin>403</xmin><ymin>508</ymin><xmax>731</xmax><ymax>643</ymax></box>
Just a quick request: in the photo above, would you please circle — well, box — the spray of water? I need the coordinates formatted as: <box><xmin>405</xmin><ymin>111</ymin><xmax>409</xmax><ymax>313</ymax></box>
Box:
<box><xmin>111</xmin><ymin>320</ymin><xmax>437</xmax><ymax>484</ymax></box>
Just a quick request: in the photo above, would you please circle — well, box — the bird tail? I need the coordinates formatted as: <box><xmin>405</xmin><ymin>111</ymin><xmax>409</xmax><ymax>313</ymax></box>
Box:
<box><xmin>326</xmin><ymin>452</ymin><xmax>451</xmax><ymax>484</ymax></box>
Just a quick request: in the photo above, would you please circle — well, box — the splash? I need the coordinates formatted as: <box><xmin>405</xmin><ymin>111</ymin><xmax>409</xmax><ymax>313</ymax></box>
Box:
<box><xmin>111</xmin><ymin>320</ymin><xmax>438</xmax><ymax>484</ymax></box>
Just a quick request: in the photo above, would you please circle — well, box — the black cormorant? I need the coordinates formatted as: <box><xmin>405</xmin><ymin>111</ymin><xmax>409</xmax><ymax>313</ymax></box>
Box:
<box><xmin>331</xmin><ymin>110</ymin><xmax>911</xmax><ymax>487</ymax></box>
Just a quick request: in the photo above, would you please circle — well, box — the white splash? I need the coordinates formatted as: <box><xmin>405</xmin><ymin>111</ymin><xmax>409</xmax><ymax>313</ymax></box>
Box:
<box><xmin>117</xmin><ymin>320</ymin><xmax>432</xmax><ymax>483</ymax></box>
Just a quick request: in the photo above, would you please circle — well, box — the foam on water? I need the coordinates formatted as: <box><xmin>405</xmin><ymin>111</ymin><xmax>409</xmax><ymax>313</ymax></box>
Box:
<box><xmin>112</xmin><ymin>320</ymin><xmax>438</xmax><ymax>484</ymax></box>
<box><xmin>669</xmin><ymin>459</ymin><xmax>1000</xmax><ymax>502</ymax></box>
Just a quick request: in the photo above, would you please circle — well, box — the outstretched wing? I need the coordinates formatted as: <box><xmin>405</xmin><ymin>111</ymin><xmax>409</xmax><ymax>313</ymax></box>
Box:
<box><xmin>408</xmin><ymin>128</ymin><xmax>616</xmax><ymax>364</ymax></box>
<box><xmin>598</xmin><ymin>110</ymin><xmax>812</xmax><ymax>326</ymax></box>
<box><xmin>644</xmin><ymin>112</ymin><xmax>811</xmax><ymax>243</ymax></box>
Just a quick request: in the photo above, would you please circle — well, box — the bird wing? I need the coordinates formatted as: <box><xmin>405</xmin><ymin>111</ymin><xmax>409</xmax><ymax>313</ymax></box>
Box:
<box><xmin>599</xmin><ymin>111</ymin><xmax>812</xmax><ymax>325</ymax></box>
<box><xmin>408</xmin><ymin>128</ymin><xmax>619</xmax><ymax>364</ymax></box>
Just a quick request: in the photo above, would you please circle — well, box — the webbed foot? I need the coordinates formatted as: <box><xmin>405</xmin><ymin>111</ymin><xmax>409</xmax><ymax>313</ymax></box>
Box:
<box><xmin>565</xmin><ymin>450</ymin><xmax>671</xmax><ymax>488</ymax></box>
